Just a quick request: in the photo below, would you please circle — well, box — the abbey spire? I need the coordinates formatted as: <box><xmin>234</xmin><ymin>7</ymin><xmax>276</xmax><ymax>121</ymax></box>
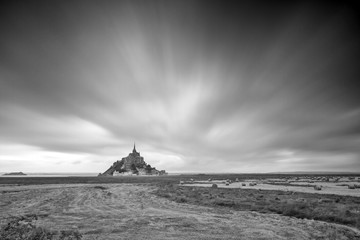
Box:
<box><xmin>133</xmin><ymin>142</ymin><xmax>136</xmax><ymax>153</ymax></box>
<box><xmin>131</xmin><ymin>142</ymin><xmax>140</xmax><ymax>156</ymax></box>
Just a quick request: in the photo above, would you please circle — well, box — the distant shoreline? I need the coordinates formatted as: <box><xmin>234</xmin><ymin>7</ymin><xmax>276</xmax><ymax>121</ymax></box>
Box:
<box><xmin>0</xmin><ymin>171</ymin><xmax>359</xmax><ymax>178</ymax></box>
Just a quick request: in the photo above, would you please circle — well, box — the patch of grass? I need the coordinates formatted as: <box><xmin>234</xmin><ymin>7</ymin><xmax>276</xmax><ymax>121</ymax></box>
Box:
<box><xmin>154</xmin><ymin>184</ymin><xmax>360</xmax><ymax>229</ymax></box>
<box><xmin>212</xmin><ymin>198</ymin><xmax>236</xmax><ymax>207</ymax></box>
<box><xmin>0</xmin><ymin>214</ymin><xmax>82</xmax><ymax>240</ymax></box>
<box><xmin>59</xmin><ymin>230</ymin><xmax>82</xmax><ymax>240</ymax></box>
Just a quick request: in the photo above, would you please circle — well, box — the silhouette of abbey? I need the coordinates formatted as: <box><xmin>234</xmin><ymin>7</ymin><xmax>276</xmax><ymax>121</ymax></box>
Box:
<box><xmin>99</xmin><ymin>143</ymin><xmax>167</xmax><ymax>176</ymax></box>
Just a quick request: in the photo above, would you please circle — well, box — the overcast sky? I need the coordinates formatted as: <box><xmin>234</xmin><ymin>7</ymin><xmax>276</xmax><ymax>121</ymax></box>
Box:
<box><xmin>1</xmin><ymin>1</ymin><xmax>360</xmax><ymax>173</ymax></box>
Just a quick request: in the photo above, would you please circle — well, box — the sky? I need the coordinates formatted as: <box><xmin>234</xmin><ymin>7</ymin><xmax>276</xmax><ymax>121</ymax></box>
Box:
<box><xmin>0</xmin><ymin>1</ymin><xmax>360</xmax><ymax>173</ymax></box>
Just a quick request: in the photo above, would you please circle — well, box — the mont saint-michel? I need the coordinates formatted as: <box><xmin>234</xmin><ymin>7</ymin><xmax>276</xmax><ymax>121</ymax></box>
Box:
<box><xmin>99</xmin><ymin>144</ymin><xmax>167</xmax><ymax>176</ymax></box>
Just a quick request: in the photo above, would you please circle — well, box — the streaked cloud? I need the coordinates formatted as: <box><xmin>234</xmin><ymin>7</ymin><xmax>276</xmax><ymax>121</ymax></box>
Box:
<box><xmin>0</xmin><ymin>1</ymin><xmax>359</xmax><ymax>173</ymax></box>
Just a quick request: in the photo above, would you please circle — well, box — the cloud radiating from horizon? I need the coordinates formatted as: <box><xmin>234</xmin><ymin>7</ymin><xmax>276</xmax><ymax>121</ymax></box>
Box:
<box><xmin>1</xmin><ymin>1</ymin><xmax>360</xmax><ymax>173</ymax></box>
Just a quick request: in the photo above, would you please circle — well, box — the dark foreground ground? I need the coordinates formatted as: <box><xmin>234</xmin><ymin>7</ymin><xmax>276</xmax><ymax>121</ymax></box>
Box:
<box><xmin>1</xmin><ymin>174</ymin><xmax>360</xmax><ymax>239</ymax></box>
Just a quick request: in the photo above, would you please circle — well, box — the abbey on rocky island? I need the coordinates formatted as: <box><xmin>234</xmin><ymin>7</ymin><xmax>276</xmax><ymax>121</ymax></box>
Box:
<box><xmin>98</xmin><ymin>143</ymin><xmax>167</xmax><ymax>176</ymax></box>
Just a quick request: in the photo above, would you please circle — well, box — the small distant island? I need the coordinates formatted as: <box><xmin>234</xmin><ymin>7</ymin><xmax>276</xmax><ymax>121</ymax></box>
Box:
<box><xmin>3</xmin><ymin>172</ymin><xmax>26</xmax><ymax>176</ymax></box>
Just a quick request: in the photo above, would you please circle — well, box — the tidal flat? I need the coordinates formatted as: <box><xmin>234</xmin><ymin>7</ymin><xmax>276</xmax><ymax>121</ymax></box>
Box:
<box><xmin>1</xmin><ymin>174</ymin><xmax>360</xmax><ymax>239</ymax></box>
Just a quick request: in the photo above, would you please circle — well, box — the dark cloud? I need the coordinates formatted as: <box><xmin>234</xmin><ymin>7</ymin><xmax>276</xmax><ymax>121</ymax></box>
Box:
<box><xmin>0</xmin><ymin>1</ymin><xmax>359</xmax><ymax>172</ymax></box>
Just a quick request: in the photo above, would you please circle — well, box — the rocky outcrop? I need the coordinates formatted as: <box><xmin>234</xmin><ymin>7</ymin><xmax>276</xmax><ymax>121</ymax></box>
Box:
<box><xmin>99</xmin><ymin>144</ymin><xmax>167</xmax><ymax>176</ymax></box>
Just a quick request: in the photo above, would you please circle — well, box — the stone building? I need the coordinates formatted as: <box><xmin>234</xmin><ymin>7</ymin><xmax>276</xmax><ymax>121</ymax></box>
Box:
<box><xmin>122</xmin><ymin>143</ymin><xmax>146</xmax><ymax>170</ymax></box>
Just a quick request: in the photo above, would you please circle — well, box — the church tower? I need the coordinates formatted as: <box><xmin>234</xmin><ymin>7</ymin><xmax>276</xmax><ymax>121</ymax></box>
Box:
<box><xmin>131</xmin><ymin>142</ymin><xmax>140</xmax><ymax>157</ymax></box>
<box><xmin>133</xmin><ymin>142</ymin><xmax>137</xmax><ymax>153</ymax></box>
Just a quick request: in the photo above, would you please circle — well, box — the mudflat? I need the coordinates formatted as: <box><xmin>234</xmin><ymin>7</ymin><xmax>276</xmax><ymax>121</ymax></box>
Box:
<box><xmin>1</xmin><ymin>183</ymin><xmax>359</xmax><ymax>240</ymax></box>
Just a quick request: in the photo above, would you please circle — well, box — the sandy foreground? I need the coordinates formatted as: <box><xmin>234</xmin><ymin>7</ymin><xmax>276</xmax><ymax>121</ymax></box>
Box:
<box><xmin>1</xmin><ymin>183</ymin><xmax>359</xmax><ymax>240</ymax></box>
